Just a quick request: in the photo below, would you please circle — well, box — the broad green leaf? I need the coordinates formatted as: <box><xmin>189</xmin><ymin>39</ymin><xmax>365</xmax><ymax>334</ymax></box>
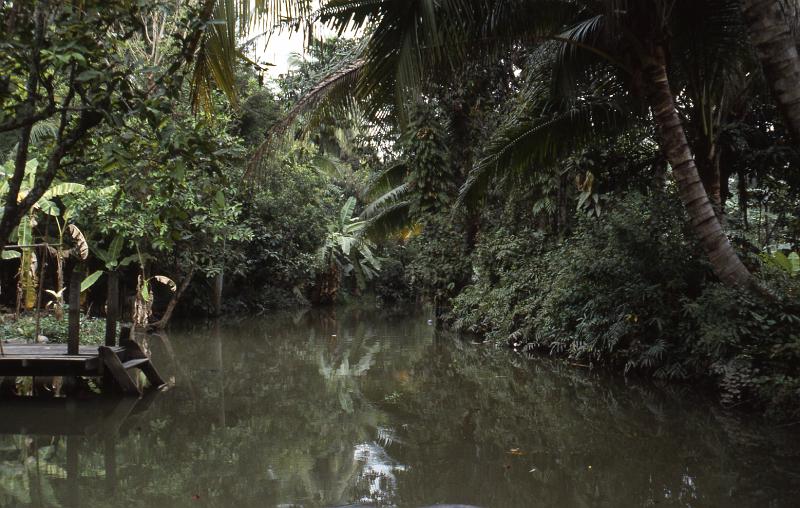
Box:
<box><xmin>140</xmin><ymin>281</ymin><xmax>151</xmax><ymax>302</ymax></box>
<box><xmin>1</xmin><ymin>250</ymin><xmax>21</xmax><ymax>260</ymax></box>
<box><xmin>340</xmin><ymin>196</ymin><xmax>357</xmax><ymax>226</ymax></box>
<box><xmin>38</xmin><ymin>199</ymin><xmax>60</xmax><ymax>216</ymax></box>
<box><xmin>118</xmin><ymin>254</ymin><xmax>138</xmax><ymax>267</ymax></box>
<box><xmin>76</xmin><ymin>69</ymin><xmax>102</xmax><ymax>81</ymax></box>
<box><xmin>81</xmin><ymin>270</ymin><xmax>103</xmax><ymax>292</ymax></box>
<box><xmin>108</xmin><ymin>236</ymin><xmax>124</xmax><ymax>263</ymax></box>
<box><xmin>18</xmin><ymin>216</ymin><xmax>32</xmax><ymax>246</ymax></box>
<box><xmin>340</xmin><ymin>236</ymin><xmax>355</xmax><ymax>256</ymax></box>
<box><xmin>43</xmin><ymin>182</ymin><xmax>85</xmax><ymax>198</ymax></box>
<box><xmin>24</xmin><ymin>159</ymin><xmax>38</xmax><ymax>187</ymax></box>
<box><xmin>789</xmin><ymin>252</ymin><xmax>800</xmax><ymax>276</ymax></box>
<box><xmin>577</xmin><ymin>191</ymin><xmax>590</xmax><ymax>210</ymax></box>
<box><xmin>773</xmin><ymin>252</ymin><xmax>791</xmax><ymax>272</ymax></box>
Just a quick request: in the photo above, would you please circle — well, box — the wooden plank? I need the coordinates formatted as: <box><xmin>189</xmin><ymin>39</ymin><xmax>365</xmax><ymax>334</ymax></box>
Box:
<box><xmin>68</xmin><ymin>268</ymin><xmax>82</xmax><ymax>355</ymax></box>
<box><xmin>105</xmin><ymin>271</ymin><xmax>118</xmax><ymax>347</ymax></box>
<box><xmin>98</xmin><ymin>346</ymin><xmax>141</xmax><ymax>396</ymax></box>
<box><xmin>0</xmin><ymin>344</ymin><xmax>123</xmax><ymax>355</ymax></box>
<box><xmin>119</xmin><ymin>339</ymin><xmax>167</xmax><ymax>390</ymax></box>
<box><xmin>122</xmin><ymin>358</ymin><xmax>149</xmax><ymax>369</ymax></box>
<box><xmin>140</xmin><ymin>361</ymin><xmax>167</xmax><ymax>390</ymax></box>
<box><xmin>0</xmin><ymin>355</ymin><xmax>93</xmax><ymax>361</ymax></box>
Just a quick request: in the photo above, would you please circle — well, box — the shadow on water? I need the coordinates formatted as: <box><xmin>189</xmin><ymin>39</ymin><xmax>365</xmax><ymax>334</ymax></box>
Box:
<box><xmin>0</xmin><ymin>306</ymin><xmax>799</xmax><ymax>507</ymax></box>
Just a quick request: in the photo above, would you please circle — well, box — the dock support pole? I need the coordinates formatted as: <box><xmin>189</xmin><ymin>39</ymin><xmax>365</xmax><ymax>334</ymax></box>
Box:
<box><xmin>66</xmin><ymin>435</ymin><xmax>81</xmax><ymax>508</ymax></box>
<box><xmin>213</xmin><ymin>270</ymin><xmax>224</xmax><ymax>316</ymax></box>
<box><xmin>105</xmin><ymin>271</ymin><xmax>119</xmax><ymax>347</ymax></box>
<box><xmin>68</xmin><ymin>267</ymin><xmax>82</xmax><ymax>355</ymax></box>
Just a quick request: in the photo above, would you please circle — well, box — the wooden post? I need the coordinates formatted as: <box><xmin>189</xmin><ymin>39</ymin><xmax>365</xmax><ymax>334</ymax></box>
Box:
<box><xmin>215</xmin><ymin>321</ymin><xmax>226</xmax><ymax>427</ymax></box>
<box><xmin>212</xmin><ymin>270</ymin><xmax>224</xmax><ymax>316</ymax></box>
<box><xmin>68</xmin><ymin>267</ymin><xmax>82</xmax><ymax>355</ymax></box>
<box><xmin>104</xmin><ymin>435</ymin><xmax>117</xmax><ymax>493</ymax></box>
<box><xmin>105</xmin><ymin>271</ymin><xmax>119</xmax><ymax>347</ymax></box>
<box><xmin>66</xmin><ymin>435</ymin><xmax>81</xmax><ymax>508</ymax></box>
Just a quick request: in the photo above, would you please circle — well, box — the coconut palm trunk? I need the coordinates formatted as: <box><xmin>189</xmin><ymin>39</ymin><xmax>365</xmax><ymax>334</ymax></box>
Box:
<box><xmin>741</xmin><ymin>0</ymin><xmax>800</xmax><ymax>144</ymax></box>
<box><xmin>644</xmin><ymin>50</ymin><xmax>756</xmax><ymax>289</ymax></box>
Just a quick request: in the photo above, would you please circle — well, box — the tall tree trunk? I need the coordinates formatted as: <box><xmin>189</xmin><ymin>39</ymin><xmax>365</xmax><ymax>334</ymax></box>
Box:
<box><xmin>741</xmin><ymin>0</ymin><xmax>800</xmax><ymax>144</ymax></box>
<box><xmin>645</xmin><ymin>52</ymin><xmax>756</xmax><ymax>289</ymax></box>
<box><xmin>738</xmin><ymin>169</ymin><xmax>750</xmax><ymax>229</ymax></box>
<box><xmin>695</xmin><ymin>141</ymin><xmax>723</xmax><ymax>212</ymax></box>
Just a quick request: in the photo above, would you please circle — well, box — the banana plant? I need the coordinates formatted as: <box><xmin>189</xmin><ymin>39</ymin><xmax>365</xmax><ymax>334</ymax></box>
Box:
<box><xmin>131</xmin><ymin>243</ymin><xmax>174</xmax><ymax>328</ymax></box>
<box><xmin>316</xmin><ymin>197</ymin><xmax>382</xmax><ymax>302</ymax></box>
<box><xmin>762</xmin><ymin>250</ymin><xmax>800</xmax><ymax>277</ymax></box>
<box><xmin>80</xmin><ymin>235</ymin><xmax>139</xmax><ymax>290</ymax></box>
<box><xmin>45</xmin><ymin>218</ymin><xmax>89</xmax><ymax>320</ymax></box>
<box><xmin>1</xmin><ymin>158</ymin><xmax>86</xmax><ymax>312</ymax></box>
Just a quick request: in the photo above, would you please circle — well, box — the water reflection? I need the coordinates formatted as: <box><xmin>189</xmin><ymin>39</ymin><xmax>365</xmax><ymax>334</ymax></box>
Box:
<box><xmin>0</xmin><ymin>307</ymin><xmax>799</xmax><ymax>507</ymax></box>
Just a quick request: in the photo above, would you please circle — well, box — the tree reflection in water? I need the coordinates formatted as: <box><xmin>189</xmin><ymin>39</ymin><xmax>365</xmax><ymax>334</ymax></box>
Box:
<box><xmin>0</xmin><ymin>307</ymin><xmax>798</xmax><ymax>507</ymax></box>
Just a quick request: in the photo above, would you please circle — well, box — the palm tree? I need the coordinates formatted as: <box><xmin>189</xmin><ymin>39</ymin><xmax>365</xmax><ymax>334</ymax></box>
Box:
<box><xmin>228</xmin><ymin>0</ymin><xmax>791</xmax><ymax>290</ymax></box>
<box><xmin>740</xmin><ymin>0</ymin><xmax>800</xmax><ymax>145</ymax></box>
<box><xmin>373</xmin><ymin>2</ymin><xmax>757</xmax><ymax>288</ymax></box>
<box><xmin>315</xmin><ymin>197</ymin><xmax>381</xmax><ymax>303</ymax></box>
<box><xmin>505</xmin><ymin>1</ymin><xmax>758</xmax><ymax>289</ymax></box>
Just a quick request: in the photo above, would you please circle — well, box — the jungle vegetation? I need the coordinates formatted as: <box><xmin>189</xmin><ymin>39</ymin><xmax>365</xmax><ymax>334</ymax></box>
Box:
<box><xmin>1</xmin><ymin>0</ymin><xmax>800</xmax><ymax>417</ymax></box>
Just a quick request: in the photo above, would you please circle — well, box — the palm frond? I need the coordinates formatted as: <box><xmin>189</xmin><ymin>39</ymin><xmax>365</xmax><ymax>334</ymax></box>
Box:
<box><xmin>361</xmin><ymin>181</ymin><xmax>412</xmax><ymax>219</ymax></box>
<box><xmin>363</xmin><ymin>200</ymin><xmax>411</xmax><ymax>240</ymax></box>
<box><xmin>191</xmin><ymin>0</ymin><xmax>316</xmax><ymax>110</ymax></box>
<box><xmin>362</xmin><ymin>162</ymin><xmax>408</xmax><ymax>199</ymax></box>
<box><xmin>458</xmin><ymin>92</ymin><xmax>635</xmax><ymax>209</ymax></box>
<box><xmin>246</xmin><ymin>56</ymin><xmax>367</xmax><ymax>179</ymax></box>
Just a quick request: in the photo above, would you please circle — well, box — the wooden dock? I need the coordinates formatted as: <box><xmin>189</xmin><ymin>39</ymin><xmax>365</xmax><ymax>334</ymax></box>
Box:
<box><xmin>0</xmin><ymin>270</ymin><xmax>166</xmax><ymax>397</ymax></box>
<box><xmin>0</xmin><ymin>344</ymin><xmax>124</xmax><ymax>376</ymax></box>
<box><xmin>0</xmin><ymin>340</ymin><xmax>165</xmax><ymax>395</ymax></box>
<box><xmin>0</xmin><ymin>328</ymin><xmax>167</xmax><ymax>396</ymax></box>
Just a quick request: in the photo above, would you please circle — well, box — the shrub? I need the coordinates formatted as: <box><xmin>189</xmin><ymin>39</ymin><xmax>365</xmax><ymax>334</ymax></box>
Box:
<box><xmin>528</xmin><ymin>192</ymin><xmax>709</xmax><ymax>377</ymax></box>
<box><xmin>451</xmin><ymin>190</ymin><xmax>800</xmax><ymax>416</ymax></box>
<box><xmin>685</xmin><ymin>277</ymin><xmax>800</xmax><ymax>416</ymax></box>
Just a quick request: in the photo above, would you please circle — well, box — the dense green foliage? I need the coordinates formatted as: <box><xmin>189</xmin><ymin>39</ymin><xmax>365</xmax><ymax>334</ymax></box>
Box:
<box><xmin>448</xmin><ymin>192</ymin><xmax>800</xmax><ymax>415</ymax></box>
<box><xmin>2</xmin><ymin>0</ymin><xmax>800</xmax><ymax>417</ymax></box>
<box><xmin>226</xmin><ymin>142</ymin><xmax>338</xmax><ymax>311</ymax></box>
<box><xmin>0</xmin><ymin>313</ymin><xmax>106</xmax><ymax>345</ymax></box>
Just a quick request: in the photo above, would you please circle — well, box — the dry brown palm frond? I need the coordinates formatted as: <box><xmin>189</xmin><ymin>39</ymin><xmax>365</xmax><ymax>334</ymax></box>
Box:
<box><xmin>65</xmin><ymin>224</ymin><xmax>89</xmax><ymax>260</ymax></box>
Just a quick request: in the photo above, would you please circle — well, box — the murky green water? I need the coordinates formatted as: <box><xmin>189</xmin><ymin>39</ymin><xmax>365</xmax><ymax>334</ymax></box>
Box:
<box><xmin>1</xmin><ymin>307</ymin><xmax>799</xmax><ymax>507</ymax></box>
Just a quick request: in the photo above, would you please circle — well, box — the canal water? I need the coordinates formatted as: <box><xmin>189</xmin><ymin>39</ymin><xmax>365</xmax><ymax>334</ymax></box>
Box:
<box><xmin>0</xmin><ymin>307</ymin><xmax>798</xmax><ymax>507</ymax></box>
